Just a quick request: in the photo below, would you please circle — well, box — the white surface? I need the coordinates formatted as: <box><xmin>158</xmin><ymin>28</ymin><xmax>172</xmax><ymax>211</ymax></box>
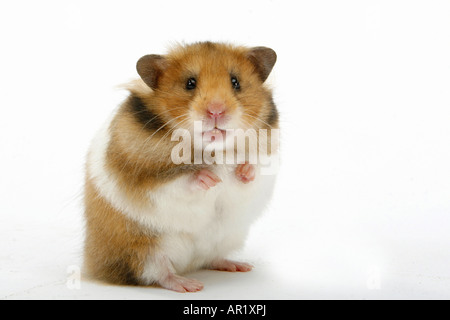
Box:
<box><xmin>1</xmin><ymin>0</ymin><xmax>450</xmax><ymax>300</ymax></box>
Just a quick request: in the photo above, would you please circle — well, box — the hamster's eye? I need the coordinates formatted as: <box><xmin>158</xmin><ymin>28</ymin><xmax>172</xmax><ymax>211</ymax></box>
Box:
<box><xmin>231</xmin><ymin>76</ymin><xmax>241</xmax><ymax>91</ymax></box>
<box><xmin>186</xmin><ymin>78</ymin><xmax>197</xmax><ymax>90</ymax></box>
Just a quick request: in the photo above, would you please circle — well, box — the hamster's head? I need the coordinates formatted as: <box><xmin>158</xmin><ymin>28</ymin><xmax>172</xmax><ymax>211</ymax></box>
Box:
<box><xmin>136</xmin><ymin>42</ymin><xmax>278</xmax><ymax>145</ymax></box>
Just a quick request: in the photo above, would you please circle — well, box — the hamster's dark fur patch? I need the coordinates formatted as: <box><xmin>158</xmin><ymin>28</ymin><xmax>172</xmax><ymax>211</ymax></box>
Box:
<box><xmin>267</xmin><ymin>98</ymin><xmax>279</xmax><ymax>127</ymax></box>
<box><xmin>127</xmin><ymin>94</ymin><xmax>166</xmax><ymax>131</ymax></box>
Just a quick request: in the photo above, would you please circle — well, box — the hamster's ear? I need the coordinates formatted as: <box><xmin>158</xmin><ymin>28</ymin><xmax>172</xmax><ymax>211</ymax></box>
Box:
<box><xmin>136</xmin><ymin>54</ymin><xmax>168</xmax><ymax>90</ymax></box>
<box><xmin>247</xmin><ymin>47</ymin><xmax>277</xmax><ymax>83</ymax></box>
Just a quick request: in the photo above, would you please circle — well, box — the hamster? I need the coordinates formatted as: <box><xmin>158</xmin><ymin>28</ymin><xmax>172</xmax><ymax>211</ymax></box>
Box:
<box><xmin>83</xmin><ymin>42</ymin><xmax>279</xmax><ymax>292</ymax></box>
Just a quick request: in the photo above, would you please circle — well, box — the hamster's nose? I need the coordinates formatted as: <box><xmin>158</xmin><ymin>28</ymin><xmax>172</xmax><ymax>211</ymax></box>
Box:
<box><xmin>207</xmin><ymin>102</ymin><xmax>226</xmax><ymax>119</ymax></box>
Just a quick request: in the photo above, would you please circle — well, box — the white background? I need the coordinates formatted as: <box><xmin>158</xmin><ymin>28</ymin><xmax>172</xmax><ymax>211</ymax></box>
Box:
<box><xmin>1</xmin><ymin>0</ymin><xmax>449</xmax><ymax>299</ymax></box>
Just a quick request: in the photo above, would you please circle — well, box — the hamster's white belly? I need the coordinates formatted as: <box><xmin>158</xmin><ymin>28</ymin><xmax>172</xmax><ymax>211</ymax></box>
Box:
<box><xmin>147</xmin><ymin>164</ymin><xmax>277</xmax><ymax>273</ymax></box>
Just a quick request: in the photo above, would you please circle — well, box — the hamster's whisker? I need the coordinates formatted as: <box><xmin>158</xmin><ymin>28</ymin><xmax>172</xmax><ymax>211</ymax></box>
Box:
<box><xmin>151</xmin><ymin>116</ymin><xmax>190</xmax><ymax>152</ymax></box>
<box><xmin>117</xmin><ymin>107</ymin><xmax>187</xmax><ymax>176</ymax></box>
<box><xmin>148</xmin><ymin>114</ymin><xmax>187</xmax><ymax>142</ymax></box>
<box><xmin>240</xmin><ymin>117</ymin><xmax>262</xmax><ymax>133</ymax></box>
<box><xmin>138</xmin><ymin>116</ymin><xmax>191</xmax><ymax>173</ymax></box>
<box><xmin>137</xmin><ymin>107</ymin><xmax>186</xmax><ymax>129</ymax></box>
<box><xmin>242</xmin><ymin>112</ymin><xmax>274</xmax><ymax>129</ymax></box>
<box><xmin>127</xmin><ymin>106</ymin><xmax>184</xmax><ymax>123</ymax></box>
<box><xmin>130</xmin><ymin>114</ymin><xmax>188</xmax><ymax>175</ymax></box>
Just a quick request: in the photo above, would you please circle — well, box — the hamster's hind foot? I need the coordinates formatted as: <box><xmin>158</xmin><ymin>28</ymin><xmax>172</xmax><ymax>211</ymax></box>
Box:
<box><xmin>159</xmin><ymin>273</ymin><xmax>204</xmax><ymax>293</ymax></box>
<box><xmin>208</xmin><ymin>259</ymin><xmax>254</xmax><ymax>272</ymax></box>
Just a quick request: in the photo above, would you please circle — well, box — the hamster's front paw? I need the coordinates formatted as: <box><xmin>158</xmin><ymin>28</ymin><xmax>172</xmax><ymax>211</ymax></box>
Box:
<box><xmin>235</xmin><ymin>163</ymin><xmax>256</xmax><ymax>184</ymax></box>
<box><xmin>193</xmin><ymin>169</ymin><xmax>222</xmax><ymax>191</ymax></box>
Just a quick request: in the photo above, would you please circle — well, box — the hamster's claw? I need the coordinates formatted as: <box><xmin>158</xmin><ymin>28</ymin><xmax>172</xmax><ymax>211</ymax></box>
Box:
<box><xmin>193</xmin><ymin>169</ymin><xmax>222</xmax><ymax>191</ymax></box>
<box><xmin>235</xmin><ymin>163</ymin><xmax>256</xmax><ymax>184</ymax></box>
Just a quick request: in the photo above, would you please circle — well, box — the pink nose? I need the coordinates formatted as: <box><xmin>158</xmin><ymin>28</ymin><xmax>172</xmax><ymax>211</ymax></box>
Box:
<box><xmin>207</xmin><ymin>102</ymin><xmax>226</xmax><ymax>119</ymax></box>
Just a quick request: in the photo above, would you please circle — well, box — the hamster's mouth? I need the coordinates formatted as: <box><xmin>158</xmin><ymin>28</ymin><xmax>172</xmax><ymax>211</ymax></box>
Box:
<box><xmin>203</xmin><ymin>128</ymin><xmax>227</xmax><ymax>142</ymax></box>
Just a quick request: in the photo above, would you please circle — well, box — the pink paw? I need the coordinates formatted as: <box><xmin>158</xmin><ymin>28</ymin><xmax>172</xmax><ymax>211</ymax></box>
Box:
<box><xmin>209</xmin><ymin>259</ymin><xmax>254</xmax><ymax>272</ymax></box>
<box><xmin>235</xmin><ymin>163</ymin><xmax>256</xmax><ymax>184</ymax></box>
<box><xmin>193</xmin><ymin>169</ymin><xmax>222</xmax><ymax>191</ymax></box>
<box><xmin>159</xmin><ymin>274</ymin><xmax>204</xmax><ymax>293</ymax></box>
